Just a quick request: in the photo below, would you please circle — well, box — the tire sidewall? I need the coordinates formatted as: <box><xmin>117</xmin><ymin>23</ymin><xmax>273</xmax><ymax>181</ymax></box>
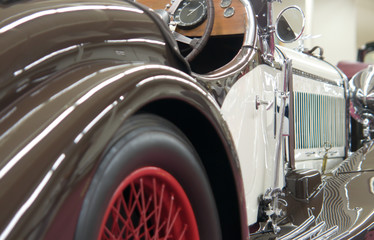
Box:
<box><xmin>75</xmin><ymin>115</ymin><xmax>221</xmax><ymax>240</ymax></box>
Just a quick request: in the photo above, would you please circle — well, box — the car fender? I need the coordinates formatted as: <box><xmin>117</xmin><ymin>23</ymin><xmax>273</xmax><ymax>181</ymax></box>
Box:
<box><xmin>0</xmin><ymin>0</ymin><xmax>189</xmax><ymax>110</ymax></box>
<box><xmin>0</xmin><ymin>63</ymin><xmax>247</xmax><ymax>239</ymax></box>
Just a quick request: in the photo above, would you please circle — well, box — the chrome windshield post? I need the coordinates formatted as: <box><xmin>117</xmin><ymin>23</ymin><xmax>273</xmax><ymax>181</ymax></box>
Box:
<box><xmin>266</xmin><ymin>0</ymin><xmax>276</xmax><ymax>62</ymax></box>
<box><xmin>259</xmin><ymin>0</ymin><xmax>282</xmax><ymax>65</ymax></box>
<box><xmin>273</xmin><ymin>57</ymin><xmax>292</xmax><ymax>189</ymax></box>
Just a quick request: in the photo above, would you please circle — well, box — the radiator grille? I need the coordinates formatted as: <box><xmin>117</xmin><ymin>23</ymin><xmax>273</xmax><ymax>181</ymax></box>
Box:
<box><xmin>294</xmin><ymin>92</ymin><xmax>345</xmax><ymax>150</ymax></box>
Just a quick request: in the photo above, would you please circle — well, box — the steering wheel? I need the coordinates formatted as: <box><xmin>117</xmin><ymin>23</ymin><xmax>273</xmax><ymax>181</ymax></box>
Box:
<box><xmin>172</xmin><ymin>0</ymin><xmax>215</xmax><ymax>62</ymax></box>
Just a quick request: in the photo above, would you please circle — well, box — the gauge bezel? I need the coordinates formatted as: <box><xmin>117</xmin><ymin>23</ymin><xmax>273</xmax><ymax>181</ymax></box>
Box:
<box><xmin>173</xmin><ymin>0</ymin><xmax>207</xmax><ymax>29</ymax></box>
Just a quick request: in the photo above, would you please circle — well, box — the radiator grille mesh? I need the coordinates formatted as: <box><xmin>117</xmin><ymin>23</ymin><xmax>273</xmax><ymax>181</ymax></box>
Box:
<box><xmin>294</xmin><ymin>92</ymin><xmax>345</xmax><ymax>150</ymax></box>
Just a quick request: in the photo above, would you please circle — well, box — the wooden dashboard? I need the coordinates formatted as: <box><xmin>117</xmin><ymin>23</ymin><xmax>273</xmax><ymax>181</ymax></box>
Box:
<box><xmin>136</xmin><ymin>0</ymin><xmax>246</xmax><ymax>36</ymax></box>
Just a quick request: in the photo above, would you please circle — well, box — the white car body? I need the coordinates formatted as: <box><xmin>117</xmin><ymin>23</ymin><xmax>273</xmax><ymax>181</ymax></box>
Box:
<box><xmin>222</xmin><ymin>45</ymin><xmax>346</xmax><ymax>224</ymax></box>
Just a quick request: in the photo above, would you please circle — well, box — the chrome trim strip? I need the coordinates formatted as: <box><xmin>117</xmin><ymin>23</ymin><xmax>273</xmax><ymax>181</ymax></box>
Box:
<box><xmin>293</xmin><ymin>68</ymin><xmax>341</xmax><ymax>86</ymax></box>
<box><xmin>274</xmin><ymin>58</ymin><xmax>292</xmax><ymax>187</ymax></box>
<box><xmin>295</xmin><ymin>221</ymin><xmax>325</xmax><ymax>240</ymax></box>
<box><xmin>288</xmin><ymin>60</ymin><xmax>296</xmax><ymax>169</ymax></box>
<box><xmin>313</xmin><ymin>226</ymin><xmax>339</xmax><ymax>240</ymax></box>
<box><xmin>278</xmin><ymin>215</ymin><xmax>315</xmax><ymax>240</ymax></box>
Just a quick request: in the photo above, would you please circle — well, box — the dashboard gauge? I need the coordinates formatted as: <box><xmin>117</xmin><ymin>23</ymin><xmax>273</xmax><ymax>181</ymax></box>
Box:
<box><xmin>220</xmin><ymin>0</ymin><xmax>231</xmax><ymax>8</ymax></box>
<box><xmin>174</xmin><ymin>0</ymin><xmax>207</xmax><ymax>29</ymax></box>
<box><xmin>223</xmin><ymin>6</ymin><xmax>235</xmax><ymax>18</ymax></box>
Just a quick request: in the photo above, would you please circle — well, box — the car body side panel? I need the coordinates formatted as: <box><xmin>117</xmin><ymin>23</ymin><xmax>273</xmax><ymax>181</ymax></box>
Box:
<box><xmin>221</xmin><ymin>64</ymin><xmax>284</xmax><ymax>224</ymax></box>
<box><xmin>222</xmin><ymin>46</ymin><xmax>347</xmax><ymax>225</ymax></box>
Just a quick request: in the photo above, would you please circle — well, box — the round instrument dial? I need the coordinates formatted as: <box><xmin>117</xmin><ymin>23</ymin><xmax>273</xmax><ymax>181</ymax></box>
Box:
<box><xmin>174</xmin><ymin>0</ymin><xmax>207</xmax><ymax>29</ymax></box>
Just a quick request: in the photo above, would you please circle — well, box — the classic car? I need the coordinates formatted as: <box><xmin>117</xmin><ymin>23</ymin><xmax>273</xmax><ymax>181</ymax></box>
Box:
<box><xmin>1</xmin><ymin>0</ymin><xmax>374</xmax><ymax>239</ymax></box>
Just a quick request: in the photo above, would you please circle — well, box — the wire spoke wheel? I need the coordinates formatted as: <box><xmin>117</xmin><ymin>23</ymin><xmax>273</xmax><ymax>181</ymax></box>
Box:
<box><xmin>99</xmin><ymin>167</ymin><xmax>199</xmax><ymax>240</ymax></box>
<box><xmin>76</xmin><ymin>114</ymin><xmax>221</xmax><ymax>240</ymax></box>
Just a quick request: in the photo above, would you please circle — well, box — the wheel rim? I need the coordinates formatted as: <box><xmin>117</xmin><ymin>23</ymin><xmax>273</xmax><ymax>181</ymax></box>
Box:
<box><xmin>98</xmin><ymin>167</ymin><xmax>200</xmax><ymax>240</ymax></box>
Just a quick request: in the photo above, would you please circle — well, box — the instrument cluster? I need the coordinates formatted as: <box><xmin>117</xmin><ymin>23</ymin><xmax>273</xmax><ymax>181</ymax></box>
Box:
<box><xmin>137</xmin><ymin>0</ymin><xmax>246</xmax><ymax>36</ymax></box>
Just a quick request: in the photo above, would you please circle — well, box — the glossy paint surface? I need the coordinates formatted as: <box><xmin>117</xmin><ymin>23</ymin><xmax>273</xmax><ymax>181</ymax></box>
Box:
<box><xmin>318</xmin><ymin>146</ymin><xmax>374</xmax><ymax>238</ymax></box>
<box><xmin>221</xmin><ymin>64</ymin><xmax>284</xmax><ymax>224</ymax></box>
<box><xmin>0</xmin><ymin>1</ymin><xmax>247</xmax><ymax>239</ymax></box>
<box><xmin>277</xmin><ymin>46</ymin><xmax>344</xmax><ymax>84</ymax></box>
<box><xmin>0</xmin><ymin>0</ymin><xmax>188</xmax><ymax>110</ymax></box>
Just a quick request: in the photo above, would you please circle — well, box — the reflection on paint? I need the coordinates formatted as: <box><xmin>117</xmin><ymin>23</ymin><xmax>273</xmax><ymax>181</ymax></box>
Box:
<box><xmin>14</xmin><ymin>45</ymin><xmax>78</xmax><ymax>77</ymax></box>
<box><xmin>0</xmin><ymin>5</ymin><xmax>143</xmax><ymax>34</ymax></box>
<box><xmin>74</xmin><ymin>101</ymin><xmax>117</xmax><ymax>144</ymax></box>
<box><xmin>0</xmin><ymin>154</ymin><xmax>66</xmax><ymax>240</ymax></box>
<box><xmin>0</xmin><ymin>106</ymin><xmax>74</xmax><ymax>179</ymax></box>
<box><xmin>0</xmin><ymin>104</ymin><xmax>44</xmax><ymax>142</ymax></box>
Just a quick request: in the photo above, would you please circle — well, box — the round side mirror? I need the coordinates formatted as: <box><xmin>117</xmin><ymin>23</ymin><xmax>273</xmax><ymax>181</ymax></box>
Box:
<box><xmin>275</xmin><ymin>6</ymin><xmax>305</xmax><ymax>43</ymax></box>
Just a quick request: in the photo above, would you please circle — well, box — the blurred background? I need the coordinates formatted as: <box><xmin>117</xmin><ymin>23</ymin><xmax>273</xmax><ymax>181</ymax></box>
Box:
<box><xmin>273</xmin><ymin>0</ymin><xmax>374</xmax><ymax>65</ymax></box>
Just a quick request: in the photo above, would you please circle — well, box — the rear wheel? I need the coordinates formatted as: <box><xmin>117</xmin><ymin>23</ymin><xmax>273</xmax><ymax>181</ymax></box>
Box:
<box><xmin>75</xmin><ymin>114</ymin><xmax>222</xmax><ymax>240</ymax></box>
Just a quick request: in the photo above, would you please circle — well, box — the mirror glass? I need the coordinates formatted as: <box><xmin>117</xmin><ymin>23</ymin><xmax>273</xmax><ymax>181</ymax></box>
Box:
<box><xmin>275</xmin><ymin>6</ymin><xmax>305</xmax><ymax>43</ymax></box>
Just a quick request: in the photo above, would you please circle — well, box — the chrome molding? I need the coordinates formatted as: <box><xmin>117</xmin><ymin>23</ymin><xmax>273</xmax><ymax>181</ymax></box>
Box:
<box><xmin>278</xmin><ymin>215</ymin><xmax>315</xmax><ymax>240</ymax></box>
<box><xmin>313</xmin><ymin>226</ymin><xmax>339</xmax><ymax>240</ymax></box>
<box><xmin>288</xmin><ymin>59</ymin><xmax>296</xmax><ymax>169</ymax></box>
<box><xmin>274</xmin><ymin>58</ymin><xmax>292</xmax><ymax>188</ymax></box>
<box><xmin>293</xmin><ymin>69</ymin><xmax>341</xmax><ymax>86</ymax></box>
<box><xmin>295</xmin><ymin>221</ymin><xmax>325</xmax><ymax>239</ymax></box>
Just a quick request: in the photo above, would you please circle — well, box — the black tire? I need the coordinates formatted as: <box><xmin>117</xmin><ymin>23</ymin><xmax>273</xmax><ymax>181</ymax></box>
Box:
<box><xmin>75</xmin><ymin>114</ymin><xmax>222</xmax><ymax>240</ymax></box>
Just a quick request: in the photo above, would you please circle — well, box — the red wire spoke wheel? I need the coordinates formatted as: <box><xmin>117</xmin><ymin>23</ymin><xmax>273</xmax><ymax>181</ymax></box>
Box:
<box><xmin>98</xmin><ymin>167</ymin><xmax>199</xmax><ymax>240</ymax></box>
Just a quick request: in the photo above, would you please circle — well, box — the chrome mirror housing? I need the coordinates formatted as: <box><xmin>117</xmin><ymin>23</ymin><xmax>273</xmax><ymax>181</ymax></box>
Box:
<box><xmin>275</xmin><ymin>6</ymin><xmax>305</xmax><ymax>43</ymax></box>
<box><xmin>349</xmin><ymin>65</ymin><xmax>374</xmax><ymax>140</ymax></box>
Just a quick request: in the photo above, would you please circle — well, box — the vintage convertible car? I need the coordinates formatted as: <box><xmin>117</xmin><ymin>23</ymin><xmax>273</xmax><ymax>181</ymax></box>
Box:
<box><xmin>1</xmin><ymin>0</ymin><xmax>374</xmax><ymax>239</ymax></box>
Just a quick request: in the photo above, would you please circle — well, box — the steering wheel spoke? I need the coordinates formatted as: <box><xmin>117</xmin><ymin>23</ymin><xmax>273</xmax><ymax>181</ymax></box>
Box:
<box><xmin>171</xmin><ymin>0</ymin><xmax>214</xmax><ymax>62</ymax></box>
<box><xmin>173</xmin><ymin>32</ymin><xmax>199</xmax><ymax>47</ymax></box>
<box><xmin>167</xmin><ymin>0</ymin><xmax>183</xmax><ymax>14</ymax></box>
